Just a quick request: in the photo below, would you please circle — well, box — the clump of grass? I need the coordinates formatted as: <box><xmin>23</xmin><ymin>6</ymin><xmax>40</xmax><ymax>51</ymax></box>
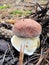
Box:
<box><xmin>10</xmin><ymin>10</ymin><xmax>32</xmax><ymax>16</ymax></box>
<box><xmin>10</xmin><ymin>10</ymin><xmax>23</xmax><ymax>15</ymax></box>
<box><xmin>23</xmin><ymin>10</ymin><xmax>32</xmax><ymax>15</ymax></box>
<box><xmin>0</xmin><ymin>4</ymin><xmax>11</xmax><ymax>9</ymax></box>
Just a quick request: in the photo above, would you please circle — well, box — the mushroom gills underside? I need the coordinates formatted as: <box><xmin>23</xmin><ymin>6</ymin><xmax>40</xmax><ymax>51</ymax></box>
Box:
<box><xmin>11</xmin><ymin>35</ymin><xmax>40</xmax><ymax>55</ymax></box>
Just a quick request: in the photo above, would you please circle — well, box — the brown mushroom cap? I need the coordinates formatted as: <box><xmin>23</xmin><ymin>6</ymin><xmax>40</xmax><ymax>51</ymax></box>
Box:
<box><xmin>12</xmin><ymin>19</ymin><xmax>42</xmax><ymax>38</ymax></box>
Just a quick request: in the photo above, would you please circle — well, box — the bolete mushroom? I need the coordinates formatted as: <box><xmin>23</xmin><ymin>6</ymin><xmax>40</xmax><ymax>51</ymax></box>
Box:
<box><xmin>11</xmin><ymin>19</ymin><xmax>42</xmax><ymax>55</ymax></box>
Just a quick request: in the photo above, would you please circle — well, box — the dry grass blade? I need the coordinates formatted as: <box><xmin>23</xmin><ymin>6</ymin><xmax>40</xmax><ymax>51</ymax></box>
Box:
<box><xmin>45</xmin><ymin>48</ymin><xmax>49</xmax><ymax>53</ymax></box>
<box><xmin>19</xmin><ymin>45</ymin><xmax>24</xmax><ymax>65</ymax></box>
<box><xmin>45</xmin><ymin>59</ymin><xmax>49</xmax><ymax>64</ymax></box>
<box><xmin>24</xmin><ymin>56</ymin><xmax>38</xmax><ymax>65</ymax></box>
<box><xmin>1</xmin><ymin>49</ymin><xmax>8</xmax><ymax>65</ymax></box>
<box><xmin>8</xmin><ymin>44</ymin><xmax>15</xmax><ymax>60</ymax></box>
<box><xmin>44</xmin><ymin>48</ymin><xmax>49</xmax><ymax>64</ymax></box>
<box><xmin>36</xmin><ymin>55</ymin><xmax>44</xmax><ymax>65</ymax></box>
<box><xmin>36</xmin><ymin>48</ymin><xmax>49</xmax><ymax>65</ymax></box>
<box><xmin>36</xmin><ymin>49</ymin><xmax>44</xmax><ymax>65</ymax></box>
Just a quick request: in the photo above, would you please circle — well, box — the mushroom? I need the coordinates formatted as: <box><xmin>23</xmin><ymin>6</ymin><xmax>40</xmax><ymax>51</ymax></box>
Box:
<box><xmin>11</xmin><ymin>19</ymin><xmax>42</xmax><ymax>55</ymax></box>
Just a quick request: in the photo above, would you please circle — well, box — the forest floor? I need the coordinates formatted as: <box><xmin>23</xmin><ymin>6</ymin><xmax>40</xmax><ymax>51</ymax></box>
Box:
<box><xmin>0</xmin><ymin>0</ymin><xmax>49</xmax><ymax>65</ymax></box>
